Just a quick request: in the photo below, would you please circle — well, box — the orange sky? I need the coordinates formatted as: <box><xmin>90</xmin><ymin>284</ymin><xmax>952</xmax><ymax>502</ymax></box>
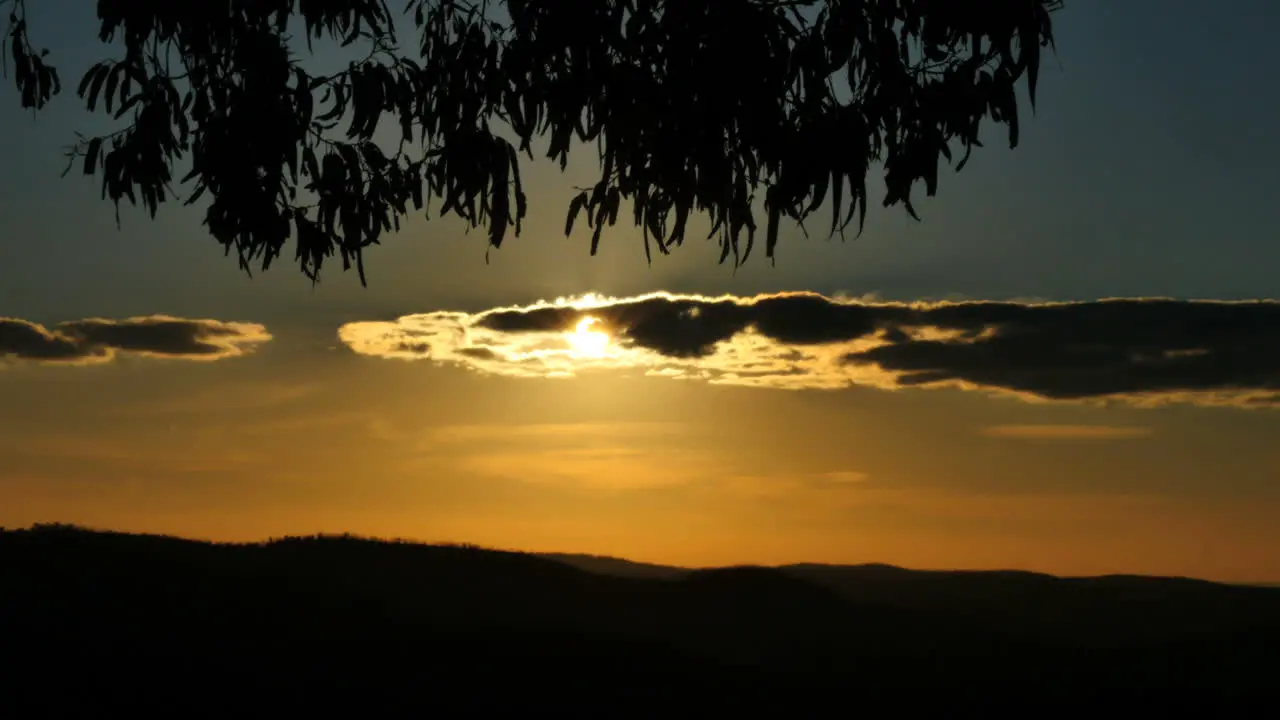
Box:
<box><xmin>3</xmin><ymin>312</ymin><xmax>1279</xmax><ymax>583</ymax></box>
<box><xmin>3</xmin><ymin>1</ymin><xmax>1280</xmax><ymax>585</ymax></box>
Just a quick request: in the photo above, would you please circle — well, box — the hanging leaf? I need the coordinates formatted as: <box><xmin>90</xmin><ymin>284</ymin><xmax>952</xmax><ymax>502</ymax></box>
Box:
<box><xmin>3</xmin><ymin>0</ymin><xmax>1063</xmax><ymax>286</ymax></box>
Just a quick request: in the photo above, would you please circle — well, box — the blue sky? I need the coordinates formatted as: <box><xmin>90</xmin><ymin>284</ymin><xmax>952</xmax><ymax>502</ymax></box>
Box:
<box><xmin>3</xmin><ymin>0</ymin><xmax>1278</xmax><ymax>320</ymax></box>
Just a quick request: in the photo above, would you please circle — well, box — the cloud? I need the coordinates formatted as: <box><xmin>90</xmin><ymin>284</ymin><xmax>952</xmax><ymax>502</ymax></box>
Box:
<box><xmin>454</xmin><ymin>446</ymin><xmax>717</xmax><ymax>491</ymax></box>
<box><xmin>0</xmin><ymin>315</ymin><xmax>270</xmax><ymax>366</ymax></box>
<box><xmin>712</xmin><ymin>470</ymin><xmax>871</xmax><ymax>505</ymax></box>
<box><xmin>337</xmin><ymin>291</ymin><xmax>1280</xmax><ymax>409</ymax></box>
<box><xmin>979</xmin><ymin>425</ymin><xmax>1155</xmax><ymax>440</ymax></box>
<box><xmin>416</xmin><ymin>421</ymin><xmax>704</xmax><ymax>490</ymax></box>
<box><xmin>428</xmin><ymin>421</ymin><xmax>684</xmax><ymax>445</ymax></box>
<box><xmin>0</xmin><ymin>432</ymin><xmax>260</xmax><ymax>475</ymax></box>
<box><xmin>819</xmin><ymin>471</ymin><xmax>870</xmax><ymax>484</ymax></box>
<box><xmin>114</xmin><ymin>382</ymin><xmax>316</xmax><ymax>417</ymax></box>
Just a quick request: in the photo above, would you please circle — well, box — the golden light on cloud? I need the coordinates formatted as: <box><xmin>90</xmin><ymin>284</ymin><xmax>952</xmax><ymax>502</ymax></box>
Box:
<box><xmin>336</xmin><ymin>292</ymin><xmax>1280</xmax><ymax>409</ymax></box>
<box><xmin>712</xmin><ymin>470</ymin><xmax>871</xmax><ymax>505</ymax></box>
<box><xmin>980</xmin><ymin>425</ymin><xmax>1155</xmax><ymax>440</ymax></box>
<box><xmin>455</xmin><ymin>446</ymin><xmax>711</xmax><ymax>491</ymax></box>
<box><xmin>421</xmin><ymin>421</ymin><xmax>712</xmax><ymax>491</ymax></box>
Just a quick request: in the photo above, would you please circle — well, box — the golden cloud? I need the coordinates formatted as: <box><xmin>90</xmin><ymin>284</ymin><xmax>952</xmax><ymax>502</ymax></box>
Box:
<box><xmin>336</xmin><ymin>291</ymin><xmax>1280</xmax><ymax>409</ymax></box>
<box><xmin>427</xmin><ymin>421</ymin><xmax>684</xmax><ymax>445</ymax></box>
<box><xmin>455</xmin><ymin>446</ymin><xmax>718</xmax><ymax>491</ymax></box>
<box><xmin>980</xmin><ymin>425</ymin><xmax>1155</xmax><ymax>440</ymax></box>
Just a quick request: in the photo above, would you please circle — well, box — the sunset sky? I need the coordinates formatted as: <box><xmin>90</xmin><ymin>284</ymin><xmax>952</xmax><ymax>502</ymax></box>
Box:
<box><xmin>2</xmin><ymin>0</ymin><xmax>1279</xmax><ymax>583</ymax></box>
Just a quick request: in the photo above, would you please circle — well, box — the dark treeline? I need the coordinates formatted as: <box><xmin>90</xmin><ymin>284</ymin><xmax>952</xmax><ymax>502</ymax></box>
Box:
<box><xmin>2</xmin><ymin>524</ymin><xmax>1277</xmax><ymax>717</ymax></box>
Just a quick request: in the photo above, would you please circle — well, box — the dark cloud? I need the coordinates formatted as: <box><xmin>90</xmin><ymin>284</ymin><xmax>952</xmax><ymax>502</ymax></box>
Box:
<box><xmin>392</xmin><ymin>340</ymin><xmax>433</xmax><ymax>356</ymax></box>
<box><xmin>457</xmin><ymin>346</ymin><xmax>498</xmax><ymax>360</ymax></box>
<box><xmin>338</xmin><ymin>293</ymin><xmax>1280</xmax><ymax>408</ymax></box>
<box><xmin>0</xmin><ymin>318</ymin><xmax>103</xmax><ymax>362</ymax></box>
<box><xmin>0</xmin><ymin>315</ymin><xmax>271</xmax><ymax>366</ymax></box>
<box><xmin>475</xmin><ymin>292</ymin><xmax>889</xmax><ymax>358</ymax></box>
<box><xmin>842</xmin><ymin>299</ymin><xmax>1280</xmax><ymax>403</ymax></box>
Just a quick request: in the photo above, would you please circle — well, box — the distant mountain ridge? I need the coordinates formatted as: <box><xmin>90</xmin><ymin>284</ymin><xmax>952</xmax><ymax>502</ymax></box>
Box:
<box><xmin>542</xmin><ymin>551</ymin><xmax>1280</xmax><ymax>648</ymax></box>
<box><xmin>3</xmin><ymin>524</ymin><xmax>1278</xmax><ymax>717</ymax></box>
<box><xmin>542</xmin><ymin>550</ymin><xmax>1261</xmax><ymax>587</ymax></box>
<box><xmin>538</xmin><ymin>552</ymin><xmax>689</xmax><ymax>579</ymax></box>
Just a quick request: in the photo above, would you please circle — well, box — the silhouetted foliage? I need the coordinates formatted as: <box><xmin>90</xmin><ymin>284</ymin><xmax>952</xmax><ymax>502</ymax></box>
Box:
<box><xmin>3</xmin><ymin>0</ymin><xmax>1061</xmax><ymax>284</ymax></box>
<box><xmin>2</xmin><ymin>525</ymin><xmax>1277</xmax><ymax>717</ymax></box>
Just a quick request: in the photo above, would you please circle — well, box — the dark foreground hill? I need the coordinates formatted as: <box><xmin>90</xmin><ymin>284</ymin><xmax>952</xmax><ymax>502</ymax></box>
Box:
<box><xmin>2</xmin><ymin>525</ymin><xmax>1277</xmax><ymax>718</ymax></box>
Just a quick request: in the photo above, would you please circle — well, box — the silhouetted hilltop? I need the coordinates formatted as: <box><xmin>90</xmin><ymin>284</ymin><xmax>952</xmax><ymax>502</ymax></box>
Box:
<box><xmin>539</xmin><ymin>552</ymin><xmax>688</xmax><ymax>580</ymax></box>
<box><xmin>3</xmin><ymin>524</ymin><xmax>1277</xmax><ymax>717</ymax></box>
<box><xmin>543</xmin><ymin>552</ymin><xmax>1280</xmax><ymax>648</ymax></box>
<box><xmin>780</xmin><ymin>563</ymin><xmax>1280</xmax><ymax>647</ymax></box>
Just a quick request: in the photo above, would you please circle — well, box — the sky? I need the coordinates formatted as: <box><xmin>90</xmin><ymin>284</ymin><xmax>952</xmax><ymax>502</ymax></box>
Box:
<box><xmin>2</xmin><ymin>0</ymin><xmax>1279</xmax><ymax>582</ymax></box>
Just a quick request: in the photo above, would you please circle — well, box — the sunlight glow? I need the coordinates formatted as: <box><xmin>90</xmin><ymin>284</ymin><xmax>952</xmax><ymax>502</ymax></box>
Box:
<box><xmin>336</xmin><ymin>292</ymin><xmax>1280</xmax><ymax>408</ymax></box>
<box><xmin>566</xmin><ymin>317</ymin><xmax>610</xmax><ymax>359</ymax></box>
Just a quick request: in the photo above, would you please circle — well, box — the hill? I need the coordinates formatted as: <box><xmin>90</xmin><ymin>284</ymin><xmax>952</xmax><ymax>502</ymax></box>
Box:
<box><xmin>544</xmin><ymin>552</ymin><xmax>1280</xmax><ymax>647</ymax></box>
<box><xmin>3</xmin><ymin>524</ymin><xmax>1277</xmax><ymax>717</ymax></box>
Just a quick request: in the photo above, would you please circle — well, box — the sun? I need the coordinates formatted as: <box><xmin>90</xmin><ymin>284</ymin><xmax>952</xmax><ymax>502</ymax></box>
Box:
<box><xmin>565</xmin><ymin>316</ymin><xmax>610</xmax><ymax>358</ymax></box>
